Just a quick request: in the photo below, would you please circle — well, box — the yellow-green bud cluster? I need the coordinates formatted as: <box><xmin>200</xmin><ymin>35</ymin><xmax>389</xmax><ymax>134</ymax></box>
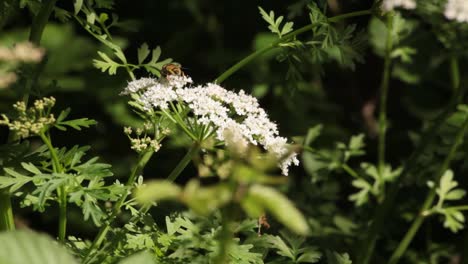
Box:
<box><xmin>123</xmin><ymin>124</ymin><xmax>163</xmax><ymax>153</ymax></box>
<box><xmin>0</xmin><ymin>97</ymin><xmax>56</xmax><ymax>139</ymax></box>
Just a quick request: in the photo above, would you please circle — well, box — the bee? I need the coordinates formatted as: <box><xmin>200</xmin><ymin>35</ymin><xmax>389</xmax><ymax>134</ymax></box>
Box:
<box><xmin>162</xmin><ymin>62</ymin><xmax>185</xmax><ymax>77</ymax></box>
<box><xmin>257</xmin><ymin>213</ymin><xmax>270</xmax><ymax>236</ymax></box>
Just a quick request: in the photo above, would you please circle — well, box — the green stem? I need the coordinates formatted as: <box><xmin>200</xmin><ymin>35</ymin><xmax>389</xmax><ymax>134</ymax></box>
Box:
<box><xmin>378</xmin><ymin>13</ymin><xmax>394</xmax><ymax>175</ymax></box>
<box><xmin>29</xmin><ymin>0</ymin><xmax>58</xmax><ymax>44</ymax></box>
<box><xmin>22</xmin><ymin>0</ymin><xmax>56</xmax><ymax>105</ymax></box>
<box><xmin>125</xmin><ymin>67</ymin><xmax>136</xmax><ymax>81</ymax></box>
<box><xmin>451</xmin><ymin>57</ymin><xmax>460</xmax><ymax>101</ymax></box>
<box><xmin>0</xmin><ymin>0</ymin><xmax>57</xmax><ymax>234</ymax></box>
<box><xmin>439</xmin><ymin>205</ymin><xmax>468</xmax><ymax>212</ymax></box>
<box><xmin>388</xmin><ymin>115</ymin><xmax>468</xmax><ymax>264</ymax></box>
<box><xmin>214</xmin><ymin>9</ymin><xmax>372</xmax><ymax>83</ymax></box>
<box><xmin>357</xmin><ymin>56</ymin><xmax>465</xmax><ymax>264</ymax></box>
<box><xmin>342</xmin><ymin>164</ymin><xmax>361</xmax><ymax>179</ymax></box>
<box><xmin>83</xmin><ymin>149</ymin><xmax>154</xmax><ymax>264</ymax></box>
<box><xmin>39</xmin><ymin>132</ymin><xmax>67</xmax><ymax>241</ymax></box>
<box><xmin>0</xmin><ymin>190</ymin><xmax>15</xmax><ymax>231</ymax></box>
<box><xmin>213</xmin><ymin>209</ymin><xmax>234</xmax><ymax>264</ymax></box>
<box><xmin>167</xmin><ymin>144</ymin><xmax>199</xmax><ymax>182</ymax></box>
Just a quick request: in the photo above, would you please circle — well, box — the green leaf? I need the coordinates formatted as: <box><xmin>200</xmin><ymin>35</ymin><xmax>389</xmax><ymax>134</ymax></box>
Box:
<box><xmin>391</xmin><ymin>46</ymin><xmax>417</xmax><ymax>63</ymax></box>
<box><xmin>73</xmin><ymin>0</ymin><xmax>83</xmax><ymax>15</ymax></box>
<box><xmin>258</xmin><ymin>6</ymin><xmax>293</xmax><ymax>38</ymax></box>
<box><xmin>93</xmin><ymin>51</ymin><xmax>122</xmax><ymax>75</ymax></box>
<box><xmin>445</xmin><ymin>189</ymin><xmax>466</xmax><ymax>201</ymax></box>
<box><xmin>263</xmin><ymin>235</ymin><xmax>295</xmax><ymax>259</ymax></box>
<box><xmin>118</xmin><ymin>251</ymin><xmax>154</xmax><ymax>264</ymax></box>
<box><xmin>0</xmin><ymin>230</ymin><xmax>78</xmax><ymax>264</ymax></box>
<box><xmin>135</xmin><ymin>180</ymin><xmax>182</xmax><ymax>204</ymax></box>
<box><xmin>297</xmin><ymin>250</ymin><xmax>322</xmax><ymax>263</ymax></box>
<box><xmin>349</xmin><ymin>178</ymin><xmax>371</xmax><ymax>206</ymax></box>
<box><xmin>245</xmin><ymin>185</ymin><xmax>309</xmax><ymax>235</ymax></box>
<box><xmin>150</xmin><ymin>46</ymin><xmax>161</xmax><ymax>64</ymax></box>
<box><xmin>305</xmin><ymin>125</ymin><xmax>322</xmax><ymax>146</ymax></box>
<box><xmin>181</xmin><ymin>180</ymin><xmax>232</xmax><ymax>215</ymax></box>
<box><xmin>137</xmin><ymin>42</ymin><xmax>150</xmax><ymax>64</ymax></box>
<box><xmin>442</xmin><ymin>208</ymin><xmax>465</xmax><ymax>233</ymax></box>
<box><xmin>326</xmin><ymin>251</ymin><xmax>352</xmax><ymax>264</ymax></box>
<box><xmin>56</xmin><ymin>108</ymin><xmax>71</xmax><ymax>123</ymax></box>
<box><xmin>56</xmin><ymin>118</ymin><xmax>96</xmax><ymax>131</ymax></box>
<box><xmin>0</xmin><ymin>168</ymin><xmax>33</xmax><ymax>192</ymax></box>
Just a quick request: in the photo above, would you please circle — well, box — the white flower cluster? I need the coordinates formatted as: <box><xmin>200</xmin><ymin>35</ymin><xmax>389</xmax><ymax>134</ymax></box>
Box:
<box><xmin>381</xmin><ymin>0</ymin><xmax>416</xmax><ymax>11</ymax></box>
<box><xmin>122</xmin><ymin>75</ymin><xmax>299</xmax><ymax>175</ymax></box>
<box><xmin>445</xmin><ymin>0</ymin><xmax>468</xmax><ymax>23</ymax></box>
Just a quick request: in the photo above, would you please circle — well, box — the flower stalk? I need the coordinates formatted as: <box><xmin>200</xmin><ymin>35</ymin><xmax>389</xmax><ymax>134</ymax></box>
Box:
<box><xmin>377</xmin><ymin>13</ymin><xmax>394</xmax><ymax>176</ymax></box>
<box><xmin>0</xmin><ymin>190</ymin><xmax>15</xmax><ymax>231</ymax></box>
<box><xmin>215</xmin><ymin>9</ymin><xmax>372</xmax><ymax>84</ymax></box>
<box><xmin>167</xmin><ymin>144</ymin><xmax>199</xmax><ymax>182</ymax></box>
<box><xmin>39</xmin><ymin>132</ymin><xmax>66</xmax><ymax>241</ymax></box>
<box><xmin>358</xmin><ymin>56</ymin><xmax>465</xmax><ymax>264</ymax></box>
<box><xmin>387</xmin><ymin>59</ymin><xmax>467</xmax><ymax>264</ymax></box>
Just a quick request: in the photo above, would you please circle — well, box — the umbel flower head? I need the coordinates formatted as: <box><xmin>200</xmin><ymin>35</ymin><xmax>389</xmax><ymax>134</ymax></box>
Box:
<box><xmin>444</xmin><ymin>0</ymin><xmax>468</xmax><ymax>23</ymax></box>
<box><xmin>122</xmin><ymin>75</ymin><xmax>299</xmax><ymax>175</ymax></box>
<box><xmin>0</xmin><ymin>97</ymin><xmax>56</xmax><ymax>139</ymax></box>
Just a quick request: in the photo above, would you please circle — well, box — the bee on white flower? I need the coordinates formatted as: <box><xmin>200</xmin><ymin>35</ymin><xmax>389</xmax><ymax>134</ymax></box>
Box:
<box><xmin>121</xmin><ymin>75</ymin><xmax>299</xmax><ymax>175</ymax></box>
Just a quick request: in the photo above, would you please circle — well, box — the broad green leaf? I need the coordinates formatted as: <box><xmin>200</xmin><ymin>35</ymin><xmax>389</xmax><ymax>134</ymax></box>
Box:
<box><xmin>0</xmin><ymin>230</ymin><xmax>78</xmax><ymax>264</ymax></box>
<box><xmin>135</xmin><ymin>180</ymin><xmax>182</xmax><ymax>204</ymax></box>
<box><xmin>246</xmin><ymin>185</ymin><xmax>309</xmax><ymax>235</ymax></box>
<box><xmin>181</xmin><ymin>180</ymin><xmax>232</xmax><ymax>215</ymax></box>
<box><xmin>73</xmin><ymin>0</ymin><xmax>83</xmax><ymax>15</ymax></box>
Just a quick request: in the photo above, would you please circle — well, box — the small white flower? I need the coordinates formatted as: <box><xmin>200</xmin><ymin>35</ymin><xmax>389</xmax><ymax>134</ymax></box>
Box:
<box><xmin>381</xmin><ymin>0</ymin><xmax>416</xmax><ymax>11</ymax></box>
<box><xmin>164</xmin><ymin>75</ymin><xmax>193</xmax><ymax>88</ymax></box>
<box><xmin>121</xmin><ymin>77</ymin><xmax>158</xmax><ymax>95</ymax></box>
<box><xmin>445</xmin><ymin>0</ymin><xmax>468</xmax><ymax>23</ymax></box>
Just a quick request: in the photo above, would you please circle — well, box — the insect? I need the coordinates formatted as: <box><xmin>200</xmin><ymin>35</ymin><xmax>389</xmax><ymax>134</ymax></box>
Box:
<box><xmin>257</xmin><ymin>213</ymin><xmax>270</xmax><ymax>236</ymax></box>
<box><xmin>162</xmin><ymin>62</ymin><xmax>185</xmax><ymax>77</ymax></box>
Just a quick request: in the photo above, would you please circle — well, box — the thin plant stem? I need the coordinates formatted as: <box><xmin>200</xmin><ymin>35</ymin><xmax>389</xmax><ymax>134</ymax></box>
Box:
<box><xmin>434</xmin><ymin>205</ymin><xmax>468</xmax><ymax>212</ymax></box>
<box><xmin>83</xmin><ymin>149</ymin><xmax>154</xmax><ymax>263</ymax></box>
<box><xmin>0</xmin><ymin>190</ymin><xmax>15</xmax><ymax>231</ymax></box>
<box><xmin>29</xmin><ymin>0</ymin><xmax>58</xmax><ymax>44</ymax></box>
<box><xmin>39</xmin><ymin>132</ymin><xmax>67</xmax><ymax>241</ymax></box>
<box><xmin>23</xmin><ymin>0</ymin><xmax>56</xmax><ymax>104</ymax></box>
<box><xmin>357</xmin><ymin>57</ymin><xmax>465</xmax><ymax>264</ymax></box>
<box><xmin>378</xmin><ymin>13</ymin><xmax>394</xmax><ymax>175</ymax></box>
<box><xmin>167</xmin><ymin>144</ymin><xmax>199</xmax><ymax>182</ymax></box>
<box><xmin>0</xmin><ymin>0</ymin><xmax>57</xmax><ymax>232</ymax></box>
<box><xmin>342</xmin><ymin>164</ymin><xmax>361</xmax><ymax>179</ymax></box>
<box><xmin>213</xmin><ymin>209</ymin><xmax>234</xmax><ymax>264</ymax></box>
<box><xmin>388</xmin><ymin>115</ymin><xmax>468</xmax><ymax>264</ymax></box>
<box><xmin>214</xmin><ymin>9</ymin><xmax>372</xmax><ymax>83</ymax></box>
